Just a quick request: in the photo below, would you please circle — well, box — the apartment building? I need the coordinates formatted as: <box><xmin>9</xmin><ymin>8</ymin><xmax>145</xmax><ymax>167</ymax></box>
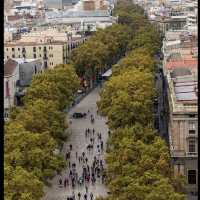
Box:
<box><xmin>162</xmin><ymin>31</ymin><xmax>197</xmax><ymax>74</ymax></box>
<box><xmin>4</xmin><ymin>58</ymin><xmax>43</xmax><ymax>120</ymax></box>
<box><xmin>167</xmin><ymin>68</ymin><xmax>198</xmax><ymax>196</ymax></box>
<box><xmin>4</xmin><ymin>30</ymin><xmax>86</xmax><ymax>69</ymax></box>
<box><xmin>161</xmin><ymin>28</ymin><xmax>198</xmax><ymax>198</ymax></box>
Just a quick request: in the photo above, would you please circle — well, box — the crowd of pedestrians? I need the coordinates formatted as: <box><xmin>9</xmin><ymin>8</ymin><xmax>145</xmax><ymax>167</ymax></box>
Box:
<box><xmin>58</xmin><ymin>110</ymin><xmax>107</xmax><ymax>200</ymax></box>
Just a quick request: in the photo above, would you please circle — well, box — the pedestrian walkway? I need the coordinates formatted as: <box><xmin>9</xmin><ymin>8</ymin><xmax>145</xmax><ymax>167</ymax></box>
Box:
<box><xmin>42</xmin><ymin>86</ymin><xmax>109</xmax><ymax>200</ymax></box>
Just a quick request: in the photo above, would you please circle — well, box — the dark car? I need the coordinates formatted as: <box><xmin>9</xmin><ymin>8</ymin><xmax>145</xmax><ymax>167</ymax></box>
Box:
<box><xmin>72</xmin><ymin>112</ymin><xmax>86</xmax><ymax>118</ymax></box>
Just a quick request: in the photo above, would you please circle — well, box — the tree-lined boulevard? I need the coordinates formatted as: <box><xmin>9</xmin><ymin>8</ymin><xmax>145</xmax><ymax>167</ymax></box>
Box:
<box><xmin>4</xmin><ymin>0</ymin><xmax>187</xmax><ymax>200</ymax></box>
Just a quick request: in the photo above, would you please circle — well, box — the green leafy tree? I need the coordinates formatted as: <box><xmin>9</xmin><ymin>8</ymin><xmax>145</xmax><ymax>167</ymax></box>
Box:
<box><xmin>4</xmin><ymin>122</ymin><xmax>66</xmax><ymax>181</ymax></box>
<box><xmin>14</xmin><ymin>99</ymin><xmax>66</xmax><ymax>144</ymax></box>
<box><xmin>113</xmin><ymin>47</ymin><xmax>156</xmax><ymax>75</ymax></box>
<box><xmin>97</xmin><ymin>69</ymin><xmax>155</xmax><ymax>129</ymax></box>
<box><xmin>4</xmin><ymin>163</ymin><xmax>44</xmax><ymax>200</ymax></box>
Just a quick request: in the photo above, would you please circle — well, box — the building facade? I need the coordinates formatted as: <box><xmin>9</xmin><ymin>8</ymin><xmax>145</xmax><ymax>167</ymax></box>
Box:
<box><xmin>4</xmin><ymin>38</ymin><xmax>86</xmax><ymax>69</ymax></box>
<box><xmin>4</xmin><ymin>59</ymin><xmax>20</xmax><ymax>120</ymax></box>
<box><xmin>167</xmin><ymin>69</ymin><xmax>198</xmax><ymax>195</ymax></box>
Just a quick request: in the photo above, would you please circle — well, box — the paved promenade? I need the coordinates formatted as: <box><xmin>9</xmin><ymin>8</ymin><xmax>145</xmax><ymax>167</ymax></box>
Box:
<box><xmin>42</xmin><ymin>86</ymin><xmax>109</xmax><ymax>200</ymax></box>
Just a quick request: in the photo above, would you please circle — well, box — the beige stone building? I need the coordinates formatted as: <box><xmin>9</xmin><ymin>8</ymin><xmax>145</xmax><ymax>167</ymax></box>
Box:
<box><xmin>4</xmin><ymin>33</ymin><xmax>86</xmax><ymax>69</ymax></box>
<box><xmin>167</xmin><ymin>68</ymin><xmax>198</xmax><ymax>195</ymax></box>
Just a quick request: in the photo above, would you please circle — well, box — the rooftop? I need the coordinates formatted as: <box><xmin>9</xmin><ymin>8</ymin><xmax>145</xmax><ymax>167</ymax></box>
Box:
<box><xmin>167</xmin><ymin>71</ymin><xmax>197</xmax><ymax>114</ymax></box>
<box><xmin>173</xmin><ymin>75</ymin><xmax>197</xmax><ymax>103</ymax></box>
<box><xmin>165</xmin><ymin>57</ymin><xmax>197</xmax><ymax>70</ymax></box>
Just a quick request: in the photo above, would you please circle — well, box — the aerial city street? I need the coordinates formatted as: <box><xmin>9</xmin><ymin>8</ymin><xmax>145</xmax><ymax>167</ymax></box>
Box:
<box><xmin>4</xmin><ymin>0</ymin><xmax>198</xmax><ymax>200</ymax></box>
<box><xmin>43</xmin><ymin>87</ymin><xmax>109</xmax><ymax>200</ymax></box>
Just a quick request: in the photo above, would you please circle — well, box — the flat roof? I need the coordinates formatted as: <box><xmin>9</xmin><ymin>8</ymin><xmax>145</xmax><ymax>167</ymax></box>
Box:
<box><xmin>173</xmin><ymin>75</ymin><xmax>198</xmax><ymax>102</ymax></box>
<box><xmin>176</xmin><ymin>92</ymin><xmax>197</xmax><ymax>101</ymax></box>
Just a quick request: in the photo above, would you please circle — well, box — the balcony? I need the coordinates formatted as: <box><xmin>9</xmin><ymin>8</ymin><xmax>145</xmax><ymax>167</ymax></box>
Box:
<box><xmin>186</xmin><ymin>133</ymin><xmax>198</xmax><ymax>139</ymax></box>
<box><xmin>186</xmin><ymin>152</ymin><xmax>198</xmax><ymax>157</ymax></box>
<box><xmin>170</xmin><ymin>150</ymin><xmax>185</xmax><ymax>158</ymax></box>
<box><xmin>170</xmin><ymin>150</ymin><xmax>198</xmax><ymax>158</ymax></box>
<box><xmin>43</xmin><ymin>56</ymin><xmax>48</xmax><ymax>60</ymax></box>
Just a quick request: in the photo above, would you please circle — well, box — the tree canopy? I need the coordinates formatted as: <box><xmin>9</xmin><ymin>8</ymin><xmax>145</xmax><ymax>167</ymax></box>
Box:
<box><xmin>97</xmin><ymin>0</ymin><xmax>186</xmax><ymax>199</ymax></box>
<box><xmin>97</xmin><ymin>69</ymin><xmax>155</xmax><ymax>129</ymax></box>
<box><xmin>4</xmin><ymin>64</ymin><xmax>79</xmax><ymax>199</ymax></box>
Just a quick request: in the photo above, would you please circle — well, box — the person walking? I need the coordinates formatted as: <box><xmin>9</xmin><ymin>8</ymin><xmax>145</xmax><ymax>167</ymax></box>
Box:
<box><xmin>64</xmin><ymin>178</ymin><xmax>67</xmax><ymax>188</ymax></box>
<box><xmin>65</xmin><ymin>152</ymin><xmax>68</xmax><ymax>161</ymax></box>
<box><xmin>101</xmin><ymin>141</ymin><xmax>103</xmax><ymax>151</ymax></box>
<box><xmin>59</xmin><ymin>178</ymin><xmax>62</xmax><ymax>186</ymax></box>
<box><xmin>90</xmin><ymin>192</ymin><xmax>93</xmax><ymax>200</ymax></box>
<box><xmin>78</xmin><ymin>192</ymin><xmax>81</xmax><ymax>200</ymax></box>
<box><xmin>70</xmin><ymin>144</ymin><xmax>72</xmax><ymax>151</ymax></box>
<box><xmin>72</xmin><ymin>191</ymin><xmax>75</xmax><ymax>200</ymax></box>
<box><xmin>84</xmin><ymin>193</ymin><xmax>87</xmax><ymax>200</ymax></box>
<box><xmin>85</xmin><ymin>185</ymin><xmax>88</xmax><ymax>193</ymax></box>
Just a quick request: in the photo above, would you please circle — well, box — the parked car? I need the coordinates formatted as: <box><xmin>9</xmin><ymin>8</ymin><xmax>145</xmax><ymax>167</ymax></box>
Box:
<box><xmin>77</xmin><ymin>89</ymin><xmax>84</xmax><ymax>94</ymax></box>
<box><xmin>72</xmin><ymin>112</ymin><xmax>86</xmax><ymax>118</ymax></box>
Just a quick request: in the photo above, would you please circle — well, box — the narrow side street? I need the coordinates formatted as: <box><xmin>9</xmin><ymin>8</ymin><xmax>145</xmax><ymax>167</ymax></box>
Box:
<box><xmin>42</xmin><ymin>86</ymin><xmax>109</xmax><ymax>200</ymax></box>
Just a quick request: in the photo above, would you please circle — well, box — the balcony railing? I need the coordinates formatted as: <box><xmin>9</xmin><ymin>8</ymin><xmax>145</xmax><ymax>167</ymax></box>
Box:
<box><xmin>170</xmin><ymin>150</ymin><xmax>198</xmax><ymax>158</ymax></box>
<box><xmin>186</xmin><ymin>152</ymin><xmax>198</xmax><ymax>157</ymax></box>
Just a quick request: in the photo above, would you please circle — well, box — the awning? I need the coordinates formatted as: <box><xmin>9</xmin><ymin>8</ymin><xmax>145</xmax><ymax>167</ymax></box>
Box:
<box><xmin>102</xmin><ymin>68</ymin><xmax>112</xmax><ymax>77</ymax></box>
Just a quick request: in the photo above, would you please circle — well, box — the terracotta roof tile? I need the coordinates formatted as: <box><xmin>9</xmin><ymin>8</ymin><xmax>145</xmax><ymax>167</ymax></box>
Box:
<box><xmin>165</xmin><ymin>59</ymin><xmax>197</xmax><ymax>72</ymax></box>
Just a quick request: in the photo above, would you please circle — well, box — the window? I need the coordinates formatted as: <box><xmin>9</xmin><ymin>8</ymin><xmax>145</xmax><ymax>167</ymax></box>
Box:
<box><xmin>189</xmin><ymin>114</ymin><xmax>195</xmax><ymax>118</ymax></box>
<box><xmin>33</xmin><ymin>54</ymin><xmax>36</xmax><ymax>58</ymax></box>
<box><xmin>189</xmin><ymin>121</ymin><xmax>196</xmax><ymax>134</ymax></box>
<box><xmin>18</xmin><ymin>55</ymin><xmax>20</xmax><ymax>58</ymax></box>
<box><xmin>7</xmin><ymin>56</ymin><xmax>9</xmax><ymax>59</ymax></box>
<box><xmin>189</xmin><ymin>121</ymin><xmax>195</xmax><ymax>130</ymax></box>
<box><xmin>33</xmin><ymin>47</ymin><xmax>36</xmax><ymax>52</ymax></box>
<box><xmin>188</xmin><ymin>170</ymin><xmax>196</xmax><ymax>184</ymax></box>
<box><xmin>18</xmin><ymin>48</ymin><xmax>20</xmax><ymax>51</ymax></box>
<box><xmin>39</xmin><ymin>47</ymin><xmax>41</xmax><ymax>50</ymax></box>
<box><xmin>12</xmin><ymin>54</ymin><xmax>15</xmax><ymax>58</ymax></box>
<box><xmin>39</xmin><ymin>54</ymin><xmax>41</xmax><ymax>57</ymax></box>
<box><xmin>6</xmin><ymin>48</ymin><xmax>8</xmax><ymax>51</ymax></box>
<box><xmin>12</xmin><ymin>48</ymin><xmax>15</xmax><ymax>51</ymax></box>
<box><xmin>34</xmin><ymin>65</ymin><xmax>37</xmax><ymax>74</ymax></box>
<box><xmin>49</xmin><ymin>46</ymin><xmax>51</xmax><ymax>50</ymax></box>
<box><xmin>5</xmin><ymin>81</ymin><xmax>10</xmax><ymax>97</ymax></box>
<box><xmin>189</xmin><ymin>130</ymin><xmax>195</xmax><ymax>134</ymax></box>
<box><xmin>188</xmin><ymin>139</ymin><xmax>196</xmax><ymax>153</ymax></box>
